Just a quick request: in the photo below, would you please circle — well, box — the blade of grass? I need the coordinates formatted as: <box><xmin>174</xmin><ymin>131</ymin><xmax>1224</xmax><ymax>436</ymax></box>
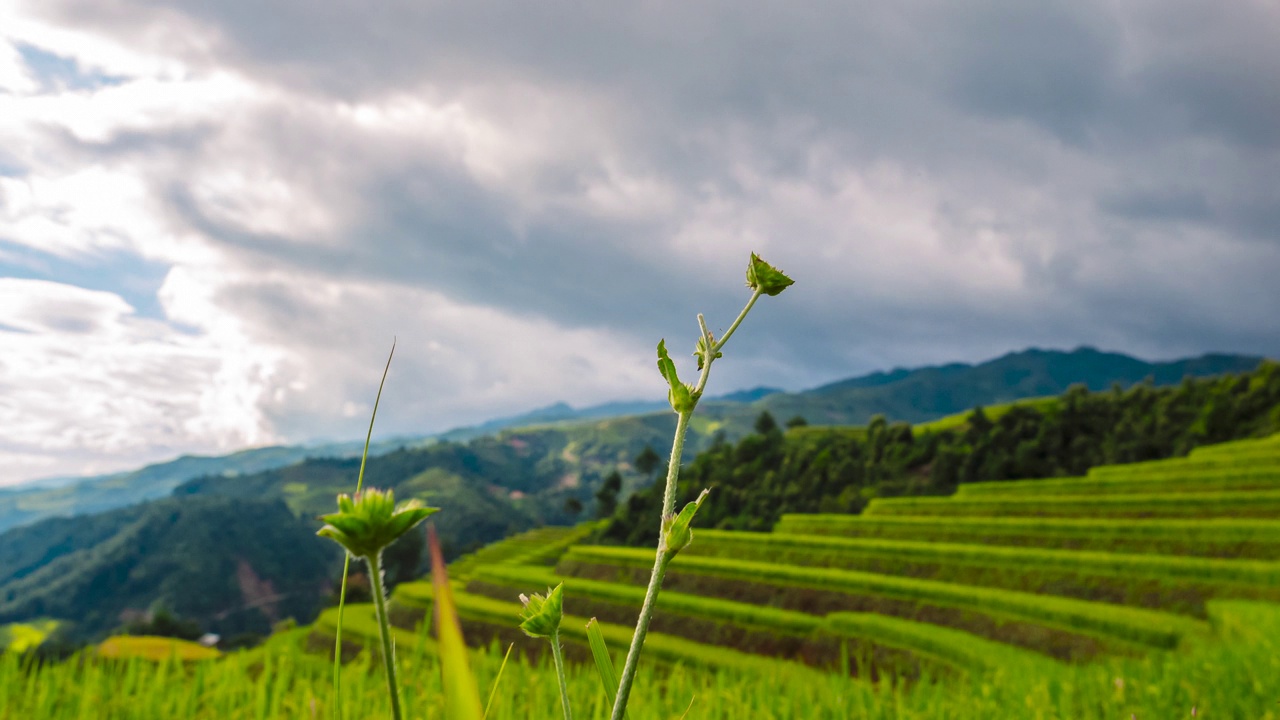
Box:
<box><xmin>482</xmin><ymin>643</ymin><xmax>515</xmax><ymax>720</ymax></box>
<box><xmin>332</xmin><ymin>340</ymin><xmax>395</xmax><ymax>720</ymax></box>
<box><xmin>429</xmin><ymin>525</ymin><xmax>484</xmax><ymax>720</ymax></box>
<box><xmin>586</xmin><ymin>618</ymin><xmax>628</xmax><ymax>720</ymax></box>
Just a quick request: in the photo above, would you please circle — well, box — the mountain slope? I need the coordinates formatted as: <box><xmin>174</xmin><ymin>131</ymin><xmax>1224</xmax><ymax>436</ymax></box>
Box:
<box><xmin>758</xmin><ymin>347</ymin><xmax>1265</xmax><ymax>426</ymax></box>
<box><xmin>0</xmin><ymin>438</ymin><xmax>429</xmax><ymax>536</ymax></box>
<box><xmin>0</xmin><ymin>496</ymin><xmax>332</xmax><ymax>641</ymax></box>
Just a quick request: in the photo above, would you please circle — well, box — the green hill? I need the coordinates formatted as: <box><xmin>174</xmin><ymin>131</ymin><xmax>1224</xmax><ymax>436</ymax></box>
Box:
<box><xmin>368</xmin><ymin>432</ymin><xmax>1280</xmax><ymax>691</ymax></box>
<box><xmin>0</xmin><ymin>496</ymin><xmax>331</xmax><ymax>642</ymax></box>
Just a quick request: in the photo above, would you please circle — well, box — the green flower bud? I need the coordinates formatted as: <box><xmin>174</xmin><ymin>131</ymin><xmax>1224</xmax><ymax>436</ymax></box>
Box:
<box><xmin>661</xmin><ymin>488</ymin><xmax>710</xmax><ymax>560</ymax></box>
<box><xmin>694</xmin><ymin>334</ymin><xmax>722</xmax><ymax>371</ymax></box>
<box><xmin>745</xmin><ymin>253</ymin><xmax>794</xmax><ymax>297</ymax></box>
<box><xmin>518</xmin><ymin>583</ymin><xmax>565</xmax><ymax>638</ymax></box>
<box><xmin>317</xmin><ymin>487</ymin><xmax>438</xmax><ymax>560</ymax></box>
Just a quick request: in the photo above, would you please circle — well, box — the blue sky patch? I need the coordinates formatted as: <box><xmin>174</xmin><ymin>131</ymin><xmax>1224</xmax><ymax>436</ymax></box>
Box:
<box><xmin>0</xmin><ymin>240</ymin><xmax>170</xmax><ymax>321</ymax></box>
<box><xmin>17</xmin><ymin>43</ymin><xmax>129</xmax><ymax>93</ymax></box>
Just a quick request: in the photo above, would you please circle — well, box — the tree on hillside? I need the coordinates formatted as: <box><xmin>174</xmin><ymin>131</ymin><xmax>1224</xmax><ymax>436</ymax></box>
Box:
<box><xmin>754</xmin><ymin>411</ymin><xmax>779</xmax><ymax>435</ymax></box>
<box><xmin>382</xmin><ymin>525</ymin><xmax>425</xmax><ymax>587</ymax></box>
<box><xmin>633</xmin><ymin>445</ymin><xmax>662</xmax><ymax>477</ymax></box>
<box><xmin>595</xmin><ymin>471</ymin><xmax>623</xmax><ymax>519</ymax></box>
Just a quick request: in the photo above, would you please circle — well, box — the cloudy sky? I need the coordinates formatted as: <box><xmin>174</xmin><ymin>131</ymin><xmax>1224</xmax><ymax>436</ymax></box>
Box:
<box><xmin>1</xmin><ymin>0</ymin><xmax>1278</xmax><ymax>485</ymax></box>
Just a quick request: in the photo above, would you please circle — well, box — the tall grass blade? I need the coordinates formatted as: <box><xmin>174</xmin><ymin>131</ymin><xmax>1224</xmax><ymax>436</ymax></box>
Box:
<box><xmin>429</xmin><ymin>525</ymin><xmax>485</xmax><ymax>720</ymax></box>
<box><xmin>332</xmin><ymin>340</ymin><xmax>396</xmax><ymax>720</ymax></box>
<box><xmin>586</xmin><ymin>618</ymin><xmax>628</xmax><ymax>720</ymax></box>
<box><xmin>482</xmin><ymin>643</ymin><xmax>515</xmax><ymax>720</ymax></box>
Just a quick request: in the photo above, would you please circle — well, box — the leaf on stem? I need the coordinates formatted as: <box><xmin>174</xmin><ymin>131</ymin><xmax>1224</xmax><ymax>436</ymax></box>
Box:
<box><xmin>661</xmin><ymin>488</ymin><xmax>711</xmax><ymax>560</ymax></box>
<box><xmin>482</xmin><ymin>643</ymin><xmax>515</xmax><ymax>720</ymax></box>
<box><xmin>745</xmin><ymin>253</ymin><xmax>794</xmax><ymax>296</ymax></box>
<box><xmin>429</xmin><ymin>526</ymin><xmax>485</xmax><ymax>720</ymax></box>
<box><xmin>657</xmin><ymin>340</ymin><xmax>698</xmax><ymax>413</ymax></box>
<box><xmin>586</xmin><ymin>619</ymin><xmax>629</xmax><ymax>720</ymax></box>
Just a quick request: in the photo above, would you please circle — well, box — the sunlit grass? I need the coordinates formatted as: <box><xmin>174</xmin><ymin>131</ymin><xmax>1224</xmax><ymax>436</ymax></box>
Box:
<box><xmin>3</xmin><ymin>601</ymin><xmax>1279</xmax><ymax>718</ymax></box>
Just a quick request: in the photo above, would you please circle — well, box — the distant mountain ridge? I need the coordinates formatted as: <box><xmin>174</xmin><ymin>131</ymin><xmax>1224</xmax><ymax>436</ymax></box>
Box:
<box><xmin>0</xmin><ymin>347</ymin><xmax>1265</xmax><ymax>537</ymax></box>
<box><xmin>758</xmin><ymin>347</ymin><xmax>1265</xmax><ymax>426</ymax></box>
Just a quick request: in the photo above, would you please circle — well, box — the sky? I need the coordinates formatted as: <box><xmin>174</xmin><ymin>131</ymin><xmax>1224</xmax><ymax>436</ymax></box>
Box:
<box><xmin>1</xmin><ymin>0</ymin><xmax>1278</xmax><ymax>485</ymax></box>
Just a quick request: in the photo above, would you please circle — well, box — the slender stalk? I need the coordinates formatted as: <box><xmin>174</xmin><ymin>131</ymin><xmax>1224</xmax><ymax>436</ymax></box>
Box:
<box><xmin>611</xmin><ymin>411</ymin><xmax>689</xmax><ymax>719</ymax></box>
<box><xmin>365</xmin><ymin>552</ymin><xmax>403</xmax><ymax>720</ymax></box>
<box><xmin>550</xmin><ymin>632</ymin><xmax>572</xmax><ymax>720</ymax></box>
<box><xmin>612</xmin><ymin>291</ymin><xmax>760</xmax><ymax>720</ymax></box>
<box><xmin>712</xmin><ymin>289</ymin><xmax>763</xmax><ymax>354</ymax></box>
<box><xmin>333</xmin><ymin>341</ymin><xmax>396</xmax><ymax>720</ymax></box>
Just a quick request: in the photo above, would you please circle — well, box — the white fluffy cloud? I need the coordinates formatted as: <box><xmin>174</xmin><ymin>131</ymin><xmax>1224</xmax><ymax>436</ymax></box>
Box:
<box><xmin>0</xmin><ymin>0</ymin><xmax>1278</xmax><ymax>484</ymax></box>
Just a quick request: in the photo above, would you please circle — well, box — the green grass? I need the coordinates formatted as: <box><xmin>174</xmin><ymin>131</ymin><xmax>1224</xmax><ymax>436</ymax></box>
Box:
<box><xmin>0</xmin><ymin>619</ymin><xmax>59</xmax><ymax>653</ymax></box>
<box><xmin>692</xmin><ymin>529</ymin><xmax>1280</xmax><ymax>587</ymax></box>
<box><xmin>912</xmin><ymin>396</ymin><xmax>1059</xmax><ymax>434</ymax></box>
<box><xmin>772</xmin><ymin>514</ymin><xmax>1280</xmax><ymax>557</ymax></box>
<box><xmin>312</xmin><ymin>603</ymin><xmax>429</xmax><ymax>654</ymax></box>
<box><xmin>561</xmin><ymin>545</ymin><xmax>1207</xmax><ymax>652</ymax></box>
<box><xmin>676</xmin><ymin>530</ymin><xmax>1280</xmax><ymax>616</ymax></box>
<box><xmin>470</xmin><ymin>563</ymin><xmax>1052</xmax><ymax>676</ymax></box>
<box><xmin>958</xmin><ymin>467</ymin><xmax>1280</xmax><ymax>497</ymax></box>
<box><xmin>96</xmin><ymin>635</ymin><xmax>221</xmax><ymax>662</ymax></box>
<box><xmin>445</xmin><ymin>521</ymin><xmax>605</xmax><ymax>581</ymax></box>
<box><xmin>4</xmin><ymin>600</ymin><xmax>1279</xmax><ymax>718</ymax></box>
<box><xmin>864</xmin><ymin>489</ymin><xmax>1280</xmax><ymax>518</ymax></box>
<box><xmin>392</xmin><ymin>578</ymin><xmax>817</xmax><ymax>675</ymax></box>
<box><xmin>1189</xmin><ymin>434</ymin><xmax>1280</xmax><ymax>457</ymax></box>
<box><xmin>824</xmin><ymin>612</ymin><xmax>1050</xmax><ymax>673</ymax></box>
<box><xmin>472</xmin><ymin>564</ymin><xmax>824</xmax><ymax>634</ymax></box>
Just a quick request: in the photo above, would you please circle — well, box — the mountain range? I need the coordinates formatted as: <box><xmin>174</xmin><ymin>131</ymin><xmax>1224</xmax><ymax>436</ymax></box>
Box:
<box><xmin>0</xmin><ymin>346</ymin><xmax>1267</xmax><ymax>644</ymax></box>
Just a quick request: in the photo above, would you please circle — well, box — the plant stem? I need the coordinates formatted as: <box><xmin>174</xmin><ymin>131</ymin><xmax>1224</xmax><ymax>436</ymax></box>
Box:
<box><xmin>713</xmin><ymin>289</ymin><xmax>762</xmax><ymax>354</ymax></box>
<box><xmin>550</xmin><ymin>631</ymin><xmax>573</xmax><ymax>720</ymax></box>
<box><xmin>333</xmin><ymin>342</ymin><xmax>396</xmax><ymax>720</ymax></box>
<box><xmin>609</xmin><ymin>289</ymin><xmax>762</xmax><ymax>720</ymax></box>
<box><xmin>366</xmin><ymin>552</ymin><xmax>403</xmax><ymax>720</ymax></box>
<box><xmin>611</xmin><ymin>410</ymin><xmax>689</xmax><ymax>720</ymax></box>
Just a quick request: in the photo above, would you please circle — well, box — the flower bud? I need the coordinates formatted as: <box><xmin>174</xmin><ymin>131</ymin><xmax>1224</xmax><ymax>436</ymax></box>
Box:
<box><xmin>518</xmin><ymin>583</ymin><xmax>565</xmax><ymax>638</ymax></box>
<box><xmin>745</xmin><ymin>253</ymin><xmax>794</xmax><ymax>297</ymax></box>
<box><xmin>317</xmin><ymin>487</ymin><xmax>438</xmax><ymax>559</ymax></box>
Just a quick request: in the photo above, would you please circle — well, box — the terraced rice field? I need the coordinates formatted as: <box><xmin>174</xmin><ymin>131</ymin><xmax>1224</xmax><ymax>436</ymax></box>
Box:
<box><xmin>340</xmin><ymin>434</ymin><xmax>1280</xmax><ymax>688</ymax></box>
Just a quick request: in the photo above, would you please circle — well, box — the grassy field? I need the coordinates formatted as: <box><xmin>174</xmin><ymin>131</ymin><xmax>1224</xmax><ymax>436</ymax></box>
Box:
<box><xmin>3</xmin><ymin>434</ymin><xmax>1280</xmax><ymax>718</ymax></box>
<box><xmin>96</xmin><ymin>635</ymin><xmax>221</xmax><ymax>661</ymax></box>
<box><xmin>2</xmin><ymin>600</ymin><xmax>1279</xmax><ymax>718</ymax></box>
<box><xmin>0</xmin><ymin>619</ymin><xmax>59</xmax><ymax>654</ymax></box>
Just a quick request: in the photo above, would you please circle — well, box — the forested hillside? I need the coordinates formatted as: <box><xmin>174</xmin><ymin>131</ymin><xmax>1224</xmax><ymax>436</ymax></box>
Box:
<box><xmin>0</xmin><ymin>497</ymin><xmax>331</xmax><ymax>642</ymax></box>
<box><xmin>602</xmin><ymin>360</ymin><xmax>1280</xmax><ymax>547</ymax></box>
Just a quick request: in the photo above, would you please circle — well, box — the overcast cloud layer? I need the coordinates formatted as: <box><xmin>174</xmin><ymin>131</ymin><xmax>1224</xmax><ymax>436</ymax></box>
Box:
<box><xmin>1</xmin><ymin>0</ymin><xmax>1278</xmax><ymax>484</ymax></box>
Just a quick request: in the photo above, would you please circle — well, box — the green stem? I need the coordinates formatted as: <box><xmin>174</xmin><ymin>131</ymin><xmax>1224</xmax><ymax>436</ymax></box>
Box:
<box><xmin>333</xmin><ymin>342</ymin><xmax>396</xmax><ymax>720</ymax></box>
<box><xmin>610</xmin><ymin>410</ymin><xmax>689</xmax><ymax>720</ymax></box>
<box><xmin>551</xmin><ymin>631</ymin><xmax>573</xmax><ymax>720</ymax></box>
<box><xmin>366</xmin><ymin>552</ymin><xmax>403</xmax><ymax>720</ymax></box>
<box><xmin>712</xmin><ymin>289</ymin><xmax>762</xmax><ymax>354</ymax></box>
<box><xmin>610</xmin><ymin>289</ymin><xmax>763</xmax><ymax>720</ymax></box>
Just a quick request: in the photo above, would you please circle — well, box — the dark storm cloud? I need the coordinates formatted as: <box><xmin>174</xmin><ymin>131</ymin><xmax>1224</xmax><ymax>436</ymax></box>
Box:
<box><xmin>20</xmin><ymin>0</ymin><xmax>1280</xmax><ymax>387</ymax></box>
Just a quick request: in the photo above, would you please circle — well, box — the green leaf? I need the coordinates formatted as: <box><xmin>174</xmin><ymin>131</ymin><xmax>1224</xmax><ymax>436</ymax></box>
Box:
<box><xmin>662</xmin><ymin>488</ymin><xmax>711</xmax><ymax>560</ymax></box>
<box><xmin>429</xmin><ymin>526</ymin><xmax>485</xmax><ymax>720</ymax></box>
<box><xmin>745</xmin><ymin>253</ymin><xmax>794</xmax><ymax>297</ymax></box>
<box><xmin>586</xmin><ymin>618</ymin><xmax>629</xmax><ymax>720</ymax></box>
<box><xmin>657</xmin><ymin>340</ymin><xmax>698</xmax><ymax>413</ymax></box>
<box><xmin>482</xmin><ymin>643</ymin><xmax>515</xmax><ymax>720</ymax></box>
